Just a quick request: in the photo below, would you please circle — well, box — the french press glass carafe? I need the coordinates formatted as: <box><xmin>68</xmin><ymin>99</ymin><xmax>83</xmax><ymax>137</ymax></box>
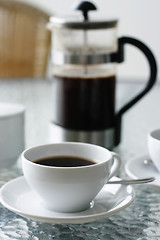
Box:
<box><xmin>48</xmin><ymin>1</ymin><xmax>157</xmax><ymax>149</ymax></box>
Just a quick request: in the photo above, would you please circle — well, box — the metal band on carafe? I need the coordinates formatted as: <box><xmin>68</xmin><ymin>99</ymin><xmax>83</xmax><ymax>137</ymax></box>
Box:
<box><xmin>52</xmin><ymin>50</ymin><xmax>119</xmax><ymax>65</ymax></box>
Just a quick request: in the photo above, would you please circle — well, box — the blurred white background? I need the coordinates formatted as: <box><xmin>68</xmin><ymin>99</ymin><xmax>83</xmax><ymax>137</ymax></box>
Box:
<box><xmin>21</xmin><ymin>0</ymin><xmax>159</xmax><ymax>81</ymax></box>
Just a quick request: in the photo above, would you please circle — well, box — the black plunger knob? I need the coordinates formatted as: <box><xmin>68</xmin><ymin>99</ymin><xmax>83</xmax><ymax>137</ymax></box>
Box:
<box><xmin>75</xmin><ymin>1</ymin><xmax>97</xmax><ymax>20</ymax></box>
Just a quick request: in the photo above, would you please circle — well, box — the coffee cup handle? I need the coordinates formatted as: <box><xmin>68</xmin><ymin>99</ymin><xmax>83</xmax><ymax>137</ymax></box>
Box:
<box><xmin>108</xmin><ymin>152</ymin><xmax>121</xmax><ymax>180</ymax></box>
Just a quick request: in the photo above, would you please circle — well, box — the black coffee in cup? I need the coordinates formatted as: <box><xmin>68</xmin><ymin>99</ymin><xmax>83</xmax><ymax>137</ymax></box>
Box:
<box><xmin>34</xmin><ymin>156</ymin><xmax>96</xmax><ymax>167</ymax></box>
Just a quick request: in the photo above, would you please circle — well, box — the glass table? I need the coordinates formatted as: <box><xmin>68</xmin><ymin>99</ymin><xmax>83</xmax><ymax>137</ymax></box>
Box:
<box><xmin>0</xmin><ymin>78</ymin><xmax>160</xmax><ymax>239</ymax></box>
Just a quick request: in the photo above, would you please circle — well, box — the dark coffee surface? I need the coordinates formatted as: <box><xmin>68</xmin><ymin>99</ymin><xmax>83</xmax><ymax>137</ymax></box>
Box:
<box><xmin>52</xmin><ymin>74</ymin><xmax>116</xmax><ymax>130</ymax></box>
<box><xmin>34</xmin><ymin>156</ymin><xmax>96</xmax><ymax>167</ymax></box>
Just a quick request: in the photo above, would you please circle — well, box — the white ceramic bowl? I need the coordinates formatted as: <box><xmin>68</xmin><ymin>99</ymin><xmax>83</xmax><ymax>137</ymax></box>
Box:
<box><xmin>148</xmin><ymin>129</ymin><xmax>160</xmax><ymax>172</ymax></box>
<box><xmin>0</xmin><ymin>102</ymin><xmax>25</xmax><ymax>167</ymax></box>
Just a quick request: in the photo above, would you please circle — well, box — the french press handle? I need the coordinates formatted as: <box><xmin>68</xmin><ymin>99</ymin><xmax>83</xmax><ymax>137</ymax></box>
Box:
<box><xmin>115</xmin><ymin>36</ymin><xmax>157</xmax><ymax>145</ymax></box>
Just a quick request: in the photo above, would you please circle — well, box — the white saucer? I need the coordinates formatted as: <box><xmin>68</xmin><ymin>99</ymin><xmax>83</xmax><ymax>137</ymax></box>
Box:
<box><xmin>0</xmin><ymin>176</ymin><xmax>135</xmax><ymax>224</ymax></box>
<box><xmin>125</xmin><ymin>155</ymin><xmax>160</xmax><ymax>188</ymax></box>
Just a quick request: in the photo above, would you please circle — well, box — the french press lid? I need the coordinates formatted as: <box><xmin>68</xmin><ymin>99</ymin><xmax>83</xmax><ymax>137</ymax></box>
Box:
<box><xmin>49</xmin><ymin>1</ymin><xmax>117</xmax><ymax>29</ymax></box>
<box><xmin>48</xmin><ymin>1</ymin><xmax>118</xmax><ymax>65</ymax></box>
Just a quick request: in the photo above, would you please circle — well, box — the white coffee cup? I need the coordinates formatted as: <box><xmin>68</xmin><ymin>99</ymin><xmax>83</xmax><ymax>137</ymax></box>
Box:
<box><xmin>148</xmin><ymin>129</ymin><xmax>160</xmax><ymax>172</ymax></box>
<box><xmin>22</xmin><ymin>142</ymin><xmax>121</xmax><ymax>213</ymax></box>
<box><xmin>0</xmin><ymin>102</ymin><xmax>25</xmax><ymax>167</ymax></box>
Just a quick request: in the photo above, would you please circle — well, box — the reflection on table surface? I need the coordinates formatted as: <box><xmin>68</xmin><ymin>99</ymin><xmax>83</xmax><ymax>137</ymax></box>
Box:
<box><xmin>0</xmin><ymin>78</ymin><xmax>160</xmax><ymax>239</ymax></box>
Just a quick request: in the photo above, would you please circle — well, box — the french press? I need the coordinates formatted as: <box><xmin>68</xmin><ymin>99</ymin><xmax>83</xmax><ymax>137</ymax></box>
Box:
<box><xmin>48</xmin><ymin>1</ymin><xmax>157</xmax><ymax>149</ymax></box>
